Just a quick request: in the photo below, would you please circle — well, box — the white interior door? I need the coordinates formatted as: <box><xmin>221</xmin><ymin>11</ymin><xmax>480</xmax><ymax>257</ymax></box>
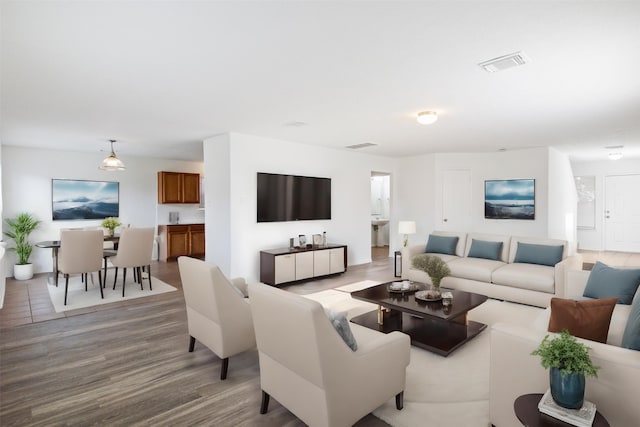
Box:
<box><xmin>604</xmin><ymin>174</ymin><xmax>640</xmax><ymax>252</ymax></box>
<box><xmin>441</xmin><ymin>170</ymin><xmax>471</xmax><ymax>231</ymax></box>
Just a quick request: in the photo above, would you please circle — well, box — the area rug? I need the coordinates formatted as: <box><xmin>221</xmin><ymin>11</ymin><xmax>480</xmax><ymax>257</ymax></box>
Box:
<box><xmin>47</xmin><ymin>273</ymin><xmax>177</xmax><ymax>313</ymax></box>
<box><xmin>303</xmin><ymin>283</ymin><xmax>543</xmax><ymax>427</ymax></box>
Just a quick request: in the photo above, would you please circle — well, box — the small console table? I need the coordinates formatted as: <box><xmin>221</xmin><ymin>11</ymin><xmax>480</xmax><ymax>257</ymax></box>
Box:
<box><xmin>260</xmin><ymin>244</ymin><xmax>347</xmax><ymax>286</ymax></box>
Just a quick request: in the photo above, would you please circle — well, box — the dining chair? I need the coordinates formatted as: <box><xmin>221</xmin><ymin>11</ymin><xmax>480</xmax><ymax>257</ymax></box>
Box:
<box><xmin>58</xmin><ymin>229</ymin><xmax>105</xmax><ymax>306</ymax></box>
<box><xmin>178</xmin><ymin>256</ymin><xmax>255</xmax><ymax>380</ymax></box>
<box><xmin>109</xmin><ymin>227</ymin><xmax>155</xmax><ymax>297</ymax></box>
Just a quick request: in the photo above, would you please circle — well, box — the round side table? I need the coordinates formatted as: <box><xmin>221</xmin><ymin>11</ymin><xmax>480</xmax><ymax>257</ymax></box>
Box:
<box><xmin>514</xmin><ymin>394</ymin><xmax>609</xmax><ymax>427</ymax></box>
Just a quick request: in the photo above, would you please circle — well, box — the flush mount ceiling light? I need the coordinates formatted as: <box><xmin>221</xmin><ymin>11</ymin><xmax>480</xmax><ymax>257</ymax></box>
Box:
<box><xmin>605</xmin><ymin>145</ymin><xmax>624</xmax><ymax>160</ymax></box>
<box><xmin>417</xmin><ymin>111</ymin><xmax>438</xmax><ymax>125</ymax></box>
<box><xmin>99</xmin><ymin>139</ymin><xmax>125</xmax><ymax>171</ymax></box>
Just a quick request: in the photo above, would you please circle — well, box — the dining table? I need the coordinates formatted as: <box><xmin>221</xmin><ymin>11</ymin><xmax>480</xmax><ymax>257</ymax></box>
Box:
<box><xmin>36</xmin><ymin>235</ymin><xmax>120</xmax><ymax>286</ymax></box>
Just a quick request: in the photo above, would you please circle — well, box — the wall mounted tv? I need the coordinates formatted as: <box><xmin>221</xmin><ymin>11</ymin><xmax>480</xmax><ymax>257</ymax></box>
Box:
<box><xmin>257</xmin><ymin>172</ymin><xmax>331</xmax><ymax>222</ymax></box>
<box><xmin>52</xmin><ymin>179</ymin><xmax>120</xmax><ymax>220</ymax></box>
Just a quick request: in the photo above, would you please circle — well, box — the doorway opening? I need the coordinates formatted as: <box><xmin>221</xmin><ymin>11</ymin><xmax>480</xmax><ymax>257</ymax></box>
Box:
<box><xmin>371</xmin><ymin>172</ymin><xmax>391</xmax><ymax>261</ymax></box>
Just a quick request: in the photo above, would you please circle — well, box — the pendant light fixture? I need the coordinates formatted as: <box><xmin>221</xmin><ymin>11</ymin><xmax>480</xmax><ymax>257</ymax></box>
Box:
<box><xmin>99</xmin><ymin>139</ymin><xmax>125</xmax><ymax>171</ymax></box>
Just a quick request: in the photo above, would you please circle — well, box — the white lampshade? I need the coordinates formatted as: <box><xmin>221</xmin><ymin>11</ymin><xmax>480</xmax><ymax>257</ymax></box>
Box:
<box><xmin>398</xmin><ymin>221</ymin><xmax>416</xmax><ymax>235</ymax></box>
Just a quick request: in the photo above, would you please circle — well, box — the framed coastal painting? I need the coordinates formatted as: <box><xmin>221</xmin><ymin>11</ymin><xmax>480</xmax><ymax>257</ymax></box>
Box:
<box><xmin>52</xmin><ymin>179</ymin><xmax>120</xmax><ymax>220</ymax></box>
<box><xmin>484</xmin><ymin>179</ymin><xmax>535</xmax><ymax>220</ymax></box>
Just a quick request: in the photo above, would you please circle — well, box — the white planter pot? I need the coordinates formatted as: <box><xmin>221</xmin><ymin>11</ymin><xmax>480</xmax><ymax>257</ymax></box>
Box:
<box><xmin>14</xmin><ymin>264</ymin><xmax>34</xmax><ymax>281</ymax></box>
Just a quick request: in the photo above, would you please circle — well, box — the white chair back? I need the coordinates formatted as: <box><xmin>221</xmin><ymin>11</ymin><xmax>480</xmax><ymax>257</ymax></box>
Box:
<box><xmin>110</xmin><ymin>227</ymin><xmax>154</xmax><ymax>268</ymax></box>
<box><xmin>58</xmin><ymin>230</ymin><xmax>103</xmax><ymax>274</ymax></box>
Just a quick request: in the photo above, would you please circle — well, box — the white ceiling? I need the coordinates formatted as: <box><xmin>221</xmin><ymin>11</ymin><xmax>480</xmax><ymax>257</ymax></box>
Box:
<box><xmin>2</xmin><ymin>1</ymin><xmax>640</xmax><ymax>163</ymax></box>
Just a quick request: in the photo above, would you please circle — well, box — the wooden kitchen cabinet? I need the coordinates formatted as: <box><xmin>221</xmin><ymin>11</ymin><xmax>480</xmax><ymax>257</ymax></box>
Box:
<box><xmin>158</xmin><ymin>224</ymin><xmax>205</xmax><ymax>261</ymax></box>
<box><xmin>189</xmin><ymin>224</ymin><xmax>205</xmax><ymax>257</ymax></box>
<box><xmin>157</xmin><ymin>171</ymin><xmax>200</xmax><ymax>204</ymax></box>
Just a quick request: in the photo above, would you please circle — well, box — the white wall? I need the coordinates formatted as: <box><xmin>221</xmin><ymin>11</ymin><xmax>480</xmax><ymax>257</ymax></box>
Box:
<box><xmin>572</xmin><ymin>158</ymin><xmax>640</xmax><ymax>250</ymax></box>
<box><xmin>433</xmin><ymin>148</ymin><xmax>550</xmax><ymax>236</ymax></box>
<box><xmin>203</xmin><ymin>132</ymin><xmax>397</xmax><ymax>281</ymax></box>
<box><xmin>0</xmin><ymin>144</ymin><xmax>5</xmax><ymax>307</ymax></box>
<box><xmin>395</xmin><ymin>154</ymin><xmax>437</xmax><ymax>247</ymax></box>
<box><xmin>394</xmin><ymin>147</ymin><xmax>577</xmax><ymax>249</ymax></box>
<box><xmin>547</xmin><ymin>147</ymin><xmax>578</xmax><ymax>252</ymax></box>
<box><xmin>1</xmin><ymin>145</ymin><xmax>203</xmax><ymax>274</ymax></box>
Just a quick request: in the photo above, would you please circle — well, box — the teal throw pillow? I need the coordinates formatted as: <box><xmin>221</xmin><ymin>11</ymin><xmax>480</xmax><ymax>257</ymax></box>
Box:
<box><xmin>325</xmin><ymin>309</ymin><xmax>357</xmax><ymax>351</ymax></box>
<box><xmin>513</xmin><ymin>242</ymin><xmax>564</xmax><ymax>267</ymax></box>
<box><xmin>425</xmin><ymin>234</ymin><xmax>459</xmax><ymax>255</ymax></box>
<box><xmin>467</xmin><ymin>239</ymin><xmax>503</xmax><ymax>261</ymax></box>
<box><xmin>622</xmin><ymin>295</ymin><xmax>640</xmax><ymax>350</ymax></box>
<box><xmin>583</xmin><ymin>261</ymin><xmax>640</xmax><ymax>305</ymax></box>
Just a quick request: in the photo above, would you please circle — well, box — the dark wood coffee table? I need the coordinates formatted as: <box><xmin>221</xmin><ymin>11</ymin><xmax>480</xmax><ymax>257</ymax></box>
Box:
<box><xmin>350</xmin><ymin>282</ymin><xmax>488</xmax><ymax>356</ymax></box>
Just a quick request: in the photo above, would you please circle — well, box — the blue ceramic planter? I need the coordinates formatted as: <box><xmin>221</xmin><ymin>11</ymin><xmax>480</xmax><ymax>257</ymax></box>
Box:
<box><xmin>550</xmin><ymin>367</ymin><xmax>585</xmax><ymax>409</ymax></box>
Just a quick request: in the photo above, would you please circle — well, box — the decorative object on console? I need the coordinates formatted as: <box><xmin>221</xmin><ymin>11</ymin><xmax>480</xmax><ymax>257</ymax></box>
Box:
<box><xmin>298</xmin><ymin>234</ymin><xmax>307</xmax><ymax>247</ymax></box>
<box><xmin>3</xmin><ymin>212</ymin><xmax>41</xmax><ymax>280</ymax></box>
<box><xmin>411</xmin><ymin>254</ymin><xmax>450</xmax><ymax>299</ymax></box>
<box><xmin>582</xmin><ymin>261</ymin><xmax>640</xmax><ymax>305</ymax></box>
<box><xmin>547</xmin><ymin>297</ymin><xmax>617</xmax><ymax>343</ymax></box>
<box><xmin>101</xmin><ymin>217</ymin><xmax>122</xmax><ymax>237</ymax></box>
<box><xmin>52</xmin><ymin>179</ymin><xmax>120</xmax><ymax>220</ymax></box>
<box><xmin>531</xmin><ymin>330</ymin><xmax>599</xmax><ymax>410</ymax></box>
<box><xmin>398</xmin><ymin>221</ymin><xmax>416</xmax><ymax>247</ymax></box>
<box><xmin>484</xmin><ymin>179</ymin><xmax>535</xmax><ymax>220</ymax></box>
<box><xmin>99</xmin><ymin>139</ymin><xmax>126</xmax><ymax>171</ymax></box>
<box><xmin>313</xmin><ymin>234</ymin><xmax>323</xmax><ymax>247</ymax></box>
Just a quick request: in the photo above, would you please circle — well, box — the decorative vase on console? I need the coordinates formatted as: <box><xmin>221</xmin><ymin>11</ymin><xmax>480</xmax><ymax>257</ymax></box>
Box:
<box><xmin>411</xmin><ymin>254</ymin><xmax>450</xmax><ymax>299</ymax></box>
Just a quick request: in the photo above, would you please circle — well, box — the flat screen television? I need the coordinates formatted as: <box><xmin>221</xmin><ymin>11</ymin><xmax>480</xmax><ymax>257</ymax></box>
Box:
<box><xmin>257</xmin><ymin>172</ymin><xmax>331</xmax><ymax>222</ymax></box>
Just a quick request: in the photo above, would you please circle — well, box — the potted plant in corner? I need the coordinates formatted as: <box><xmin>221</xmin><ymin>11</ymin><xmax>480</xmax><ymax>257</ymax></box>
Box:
<box><xmin>411</xmin><ymin>254</ymin><xmax>451</xmax><ymax>299</ymax></box>
<box><xmin>101</xmin><ymin>217</ymin><xmax>122</xmax><ymax>237</ymax></box>
<box><xmin>531</xmin><ymin>329</ymin><xmax>599</xmax><ymax>409</ymax></box>
<box><xmin>3</xmin><ymin>212</ymin><xmax>41</xmax><ymax>280</ymax></box>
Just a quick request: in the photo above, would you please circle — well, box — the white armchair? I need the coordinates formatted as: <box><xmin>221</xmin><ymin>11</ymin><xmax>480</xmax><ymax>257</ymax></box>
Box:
<box><xmin>248</xmin><ymin>282</ymin><xmax>410</xmax><ymax>427</ymax></box>
<box><xmin>177</xmin><ymin>256</ymin><xmax>255</xmax><ymax>380</ymax></box>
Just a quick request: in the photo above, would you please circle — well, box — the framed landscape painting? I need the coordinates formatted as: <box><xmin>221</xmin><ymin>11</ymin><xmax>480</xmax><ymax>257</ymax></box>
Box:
<box><xmin>52</xmin><ymin>179</ymin><xmax>119</xmax><ymax>220</ymax></box>
<box><xmin>484</xmin><ymin>179</ymin><xmax>535</xmax><ymax>220</ymax></box>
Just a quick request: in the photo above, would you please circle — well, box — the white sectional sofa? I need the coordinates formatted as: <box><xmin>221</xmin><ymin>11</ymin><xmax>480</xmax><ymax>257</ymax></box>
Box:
<box><xmin>490</xmin><ymin>269</ymin><xmax>640</xmax><ymax>427</ymax></box>
<box><xmin>402</xmin><ymin>231</ymin><xmax>583</xmax><ymax>308</ymax></box>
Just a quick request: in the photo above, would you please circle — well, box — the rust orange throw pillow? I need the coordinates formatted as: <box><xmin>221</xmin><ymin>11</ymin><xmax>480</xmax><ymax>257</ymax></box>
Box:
<box><xmin>548</xmin><ymin>297</ymin><xmax>617</xmax><ymax>343</ymax></box>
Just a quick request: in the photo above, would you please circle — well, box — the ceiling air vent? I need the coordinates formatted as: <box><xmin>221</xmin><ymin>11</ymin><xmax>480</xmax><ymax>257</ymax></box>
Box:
<box><xmin>478</xmin><ymin>51</ymin><xmax>530</xmax><ymax>73</ymax></box>
<box><xmin>346</xmin><ymin>142</ymin><xmax>377</xmax><ymax>150</ymax></box>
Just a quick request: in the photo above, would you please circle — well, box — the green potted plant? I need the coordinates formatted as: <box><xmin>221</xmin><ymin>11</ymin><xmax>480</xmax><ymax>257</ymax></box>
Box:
<box><xmin>3</xmin><ymin>212</ymin><xmax>41</xmax><ymax>280</ymax></box>
<box><xmin>531</xmin><ymin>330</ymin><xmax>599</xmax><ymax>409</ymax></box>
<box><xmin>411</xmin><ymin>254</ymin><xmax>450</xmax><ymax>298</ymax></box>
<box><xmin>101</xmin><ymin>217</ymin><xmax>122</xmax><ymax>237</ymax></box>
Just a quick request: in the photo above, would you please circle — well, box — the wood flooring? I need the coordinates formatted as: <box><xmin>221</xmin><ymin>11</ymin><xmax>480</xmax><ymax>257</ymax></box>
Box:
<box><xmin>0</xmin><ymin>258</ymin><xmax>396</xmax><ymax>426</ymax></box>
